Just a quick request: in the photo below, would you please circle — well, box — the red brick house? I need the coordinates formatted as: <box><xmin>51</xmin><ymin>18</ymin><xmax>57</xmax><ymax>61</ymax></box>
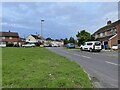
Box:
<box><xmin>93</xmin><ymin>20</ymin><xmax>120</xmax><ymax>49</ymax></box>
<box><xmin>0</xmin><ymin>31</ymin><xmax>19</xmax><ymax>45</ymax></box>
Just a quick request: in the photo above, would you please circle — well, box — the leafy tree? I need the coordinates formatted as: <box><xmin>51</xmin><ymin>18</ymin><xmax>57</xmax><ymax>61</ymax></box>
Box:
<box><xmin>69</xmin><ymin>37</ymin><xmax>75</xmax><ymax>44</ymax></box>
<box><xmin>89</xmin><ymin>35</ymin><xmax>95</xmax><ymax>41</ymax></box>
<box><xmin>63</xmin><ymin>38</ymin><xmax>69</xmax><ymax>45</ymax></box>
<box><xmin>76</xmin><ymin>30</ymin><xmax>91</xmax><ymax>46</ymax></box>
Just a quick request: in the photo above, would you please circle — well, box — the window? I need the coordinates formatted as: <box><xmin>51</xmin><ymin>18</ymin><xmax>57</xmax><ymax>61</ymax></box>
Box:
<box><xmin>104</xmin><ymin>32</ymin><xmax>107</xmax><ymax>36</ymax></box>
<box><xmin>87</xmin><ymin>43</ymin><xmax>93</xmax><ymax>45</ymax></box>
<box><xmin>83</xmin><ymin>43</ymin><xmax>86</xmax><ymax>46</ymax></box>
<box><xmin>2</xmin><ymin>37</ymin><xmax>5</xmax><ymax>39</ymax></box>
<box><xmin>9</xmin><ymin>37</ymin><xmax>12</xmax><ymax>39</ymax></box>
<box><xmin>95</xmin><ymin>42</ymin><xmax>101</xmax><ymax>46</ymax></box>
<box><xmin>95</xmin><ymin>34</ymin><xmax>98</xmax><ymax>38</ymax></box>
<box><xmin>110</xmin><ymin>29</ymin><xmax>115</xmax><ymax>35</ymax></box>
<box><xmin>100</xmin><ymin>33</ymin><xmax>103</xmax><ymax>37</ymax></box>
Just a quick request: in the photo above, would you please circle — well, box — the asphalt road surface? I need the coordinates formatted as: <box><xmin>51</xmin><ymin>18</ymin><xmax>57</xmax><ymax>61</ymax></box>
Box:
<box><xmin>47</xmin><ymin>47</ymin><xmax>118</xmax><ymax>88</ymax></box>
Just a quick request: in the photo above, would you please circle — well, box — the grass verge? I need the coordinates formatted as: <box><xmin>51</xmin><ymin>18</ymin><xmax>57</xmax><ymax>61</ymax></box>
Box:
<box><xmin>2</xmin><ymin>47</ymin><xmax>92</xmax><ymax>88</ymax></box>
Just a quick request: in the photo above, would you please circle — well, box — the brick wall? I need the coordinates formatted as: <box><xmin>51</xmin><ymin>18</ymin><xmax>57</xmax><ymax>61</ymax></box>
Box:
<box><xmin>108</xmin><ymin>22</ymin><xmax>120</xmax><ymax>48</ymax></box>
<box><xmin>2</xmin><ymin>37</ymin><xmax>19</xmax><ymax>44</ymax></box>
<box><xmin>108</xmin><ymin>35</ymin><xmax>118</xmax><ymax>48</ymax></box>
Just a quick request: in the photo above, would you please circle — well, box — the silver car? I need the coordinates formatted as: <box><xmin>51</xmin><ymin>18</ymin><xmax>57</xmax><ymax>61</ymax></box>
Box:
<box><xmin>22</xmin><ymin>43</ymin><xmax>35</xmax><ymax>47</ymax></box>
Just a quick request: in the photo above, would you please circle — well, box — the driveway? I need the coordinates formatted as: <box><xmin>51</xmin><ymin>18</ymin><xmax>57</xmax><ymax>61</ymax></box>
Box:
<box><xmin>46</xmin><ymin>47</ymin><xmax>118</xmax><ymax>88</ymax></box>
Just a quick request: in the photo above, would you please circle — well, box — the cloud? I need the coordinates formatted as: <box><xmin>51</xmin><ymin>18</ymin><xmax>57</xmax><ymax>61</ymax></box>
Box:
<box><xmin>2</xmin><ymin>2</ymin><xmax>118</xmax><ymax>39</ymax></box>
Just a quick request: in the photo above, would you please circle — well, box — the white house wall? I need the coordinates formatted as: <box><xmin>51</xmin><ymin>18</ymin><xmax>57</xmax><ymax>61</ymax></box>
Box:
<box><xmin>26</xmin><ymin>35</ymin><xmax>37</xmax><ymax>43</ymax></box>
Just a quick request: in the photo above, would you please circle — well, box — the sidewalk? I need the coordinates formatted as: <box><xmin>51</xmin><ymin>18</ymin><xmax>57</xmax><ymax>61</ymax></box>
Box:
<box><xmin>101</xmin><ymin>49</ymin><xmax>118</xmax><ymax>58</ymax></box>
<box><xmin>102</xmin><ymin>49</ymin><xmax>118</xmax><ymax>52</ymax></box>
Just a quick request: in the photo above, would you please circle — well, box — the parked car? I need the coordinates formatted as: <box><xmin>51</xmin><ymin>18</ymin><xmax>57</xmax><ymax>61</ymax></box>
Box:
<box><xmin>52</xmin><ymin>43</ymin><xmax>59</xmax><ymax>47</ymax></box>
<box><xmin>44</xmin><ymin>43</ymin><xmax>50</xmax><ymax>47</ymax></box>
<box><xmin>111</xmin><ymin>45</ymin><xmax>118</xmax><ymax>50</ymax></box>
<box><xmin>80</xmin><ymin>41</ymin><xmax>102</xmax><ymax>52</ymax></box>
<box><xmin>66</xmin><ymin>43</ymin><xmax>75</xmax><ymax>48</ymax></box>
<box><xmin>0</xmin><ymin>42</ymin><xmax>6</xmax><ymax>47</ymax></box>
<box><xmin>22</xmin><ymin>43</ymin><xmax>35</xmax><ymax>47</ymax></box>
<box><xmin>44</xmin><ymin>43</ymin><xmax>52</xmax><ymax>47</ymax></box>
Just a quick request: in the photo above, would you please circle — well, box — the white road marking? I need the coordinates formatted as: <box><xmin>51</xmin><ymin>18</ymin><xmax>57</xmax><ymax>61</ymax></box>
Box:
<box><xmin>73</xmin><ymin>53</ymin><xmax>91</xmax><ymax>59</ymax></box>
<box><xmin>81</xmin><ymin>55</ymin><xmax>91</xmax><ymax>59</ymax></box>
<box><xmin>105</xmin><ymin>61</ymin><xmax>118</xmax><ymax>66</ymax></box>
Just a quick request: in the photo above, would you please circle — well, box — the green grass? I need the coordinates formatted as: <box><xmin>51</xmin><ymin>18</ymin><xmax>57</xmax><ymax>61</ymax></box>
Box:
<box><xmin>2</xmin><ymin>47</ymin><xmax>92</xmax><ymax>88</ymax></box>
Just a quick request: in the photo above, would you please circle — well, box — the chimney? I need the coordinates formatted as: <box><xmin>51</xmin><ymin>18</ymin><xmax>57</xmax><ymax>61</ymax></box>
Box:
<box><xmin>107</xmin><ymin>20</ymin><xmax>112</xmax><ymax>25</ymax></box>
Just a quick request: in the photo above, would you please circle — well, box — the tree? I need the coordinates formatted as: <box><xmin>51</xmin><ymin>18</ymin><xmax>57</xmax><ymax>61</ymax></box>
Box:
<box><xmin>89</xmin><ymin>35</ymin><xmax>95</xmax><ymax>41</ymax></box>
<box><xmin>69</xmin><ymin>37</ymin><xmax>75</xmax><ymax>44</ymax></box>
<box><xmin>76</xmin><ymin>30</ymin><xmax>91</xmax><ymax>46</ymax></box>
<box><xmin>63</xmin><ymin>38</ymin><xmax>69</xmax><ymax>45</ymax></box>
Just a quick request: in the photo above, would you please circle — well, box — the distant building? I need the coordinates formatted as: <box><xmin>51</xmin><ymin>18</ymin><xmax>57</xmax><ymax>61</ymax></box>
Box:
<box><xmin>26</xmin><ymin>34</ymin><xmax>45</xmax><ymax>44</ymax></box>
<box><xmin>0</xmin><ymin>31</ymin><xmax>19</xmax><ymax>45</ymax></box>
<box><xmin>93</xmin><ymin>20</ymin><xmax>120</xmax><ymax>49</ymax></box>
<box><xmin>51</xmin><ymin>41</ymin><xmax>64</xmax><ymax>47</ymax></box>
<box><xmin>19</xmin><ymin>37</ymin><xmax>26</xmax><ymax>45</ymax></box>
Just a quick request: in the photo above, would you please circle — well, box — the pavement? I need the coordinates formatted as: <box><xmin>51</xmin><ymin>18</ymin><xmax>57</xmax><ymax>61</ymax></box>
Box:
<box><xmin>46</xmin><ymin>47</ymin><xmax>118</xmax><ymax>88</ymax></box>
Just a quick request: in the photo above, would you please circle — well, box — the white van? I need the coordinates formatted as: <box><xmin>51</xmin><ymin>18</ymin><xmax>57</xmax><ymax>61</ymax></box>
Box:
<box><xmin>80</xmin><ymin>41</ymin><xmax>102</xmax><ymax>52</ymax></box>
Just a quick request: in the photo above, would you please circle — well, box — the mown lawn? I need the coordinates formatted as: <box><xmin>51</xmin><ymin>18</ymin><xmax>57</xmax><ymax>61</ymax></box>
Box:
<box><xmin>2</xmin><ymin>47</ymin><xmax>92</xmax><ymax>88</ymax></box>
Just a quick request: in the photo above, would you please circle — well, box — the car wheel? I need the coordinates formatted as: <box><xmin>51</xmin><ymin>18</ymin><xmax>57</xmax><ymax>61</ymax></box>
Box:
<box><xmin>81</xmin><ymin>47</ymin><xmax>83</xmax><ymax>51</ymax></box>
<box><xmin>97</xmin><ymin>50</ymin><xmax>101</xmax><ymax>52</ymax></box>
<box><xmin>89</xmin><ymin>48</ymin><xmax>92</xmax><ymax>52</ymax></box>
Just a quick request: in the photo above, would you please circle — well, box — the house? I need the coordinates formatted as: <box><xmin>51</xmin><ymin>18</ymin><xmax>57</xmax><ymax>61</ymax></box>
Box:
<box><xmin>26</xmin><ymin>34</ymin><xmax>45</xmax><ymax>44</ymax></box>
<box><xmin>51</xmin><ymin>41</ymin><xmax>64</xmax><ymax>47</ymax></box>
<box><xmin>45</xmin><ymin>38</ymin><xmax>64</xmax><ymax>47</ymax></box>
<box><xmin>0</xmin><ymin>31</ymin><xmax>19</xmax><ymax>45</ymax></box>
<box><xmin>19</xmin><ymin>37</ymin><xmax>26</xmax><ymax>46</ymax></box>
<box><xmin>93</xmin><ymin>20</ymin><xmax>120</xmax><ymax>49</ymax></box>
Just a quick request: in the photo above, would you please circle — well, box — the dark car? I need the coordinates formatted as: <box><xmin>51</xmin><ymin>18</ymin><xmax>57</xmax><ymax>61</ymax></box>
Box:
<box><xmin>66</xmin><ymin>43</ymin><xmax>75</xmax><ymax>48</ymax></box>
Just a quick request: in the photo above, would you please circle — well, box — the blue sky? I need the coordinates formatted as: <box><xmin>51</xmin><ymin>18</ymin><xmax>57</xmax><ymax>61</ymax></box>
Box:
<box><xmin>1</xmin><ymin>2</ymin><xmax>118</xmax><ymax>39</ymax></box>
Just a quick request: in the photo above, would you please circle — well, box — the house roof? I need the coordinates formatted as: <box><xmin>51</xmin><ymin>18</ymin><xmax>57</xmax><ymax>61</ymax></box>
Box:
<box><xmin>31</xmin><ymin>34</ymin><xmax>45</xmax><ymax>40</ymax></box>
<box><xmin>93</xmin><ymin>19</ymin><xmax>120</xmax><ymax>35</ymax></box>
<box><xmin>0</xmin><ymin>32</ymin><xmax>19</xmax><ymax>37</ymax></box>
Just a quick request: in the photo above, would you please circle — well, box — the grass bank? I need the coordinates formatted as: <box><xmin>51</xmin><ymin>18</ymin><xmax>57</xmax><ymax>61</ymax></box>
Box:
<box><xmin>2</xmin><ymin>47</ymin><xmax>92</xmax><ymax>88</ymax></box>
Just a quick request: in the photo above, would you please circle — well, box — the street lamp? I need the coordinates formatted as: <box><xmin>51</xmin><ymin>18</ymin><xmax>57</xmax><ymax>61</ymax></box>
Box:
<box><xmin>41</xmin><ymin>20</ymin><xmax>44</xmax><ymax>37</ymax></box>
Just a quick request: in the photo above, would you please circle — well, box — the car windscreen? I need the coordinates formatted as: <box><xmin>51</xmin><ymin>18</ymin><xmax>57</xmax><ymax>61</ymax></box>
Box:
<box><xmin>95</xmin><ymin>42</ymin><xmax>101</xmax><ymax>46</ymax></box>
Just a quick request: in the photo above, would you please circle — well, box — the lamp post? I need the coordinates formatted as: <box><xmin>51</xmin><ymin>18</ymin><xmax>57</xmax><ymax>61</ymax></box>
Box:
<box><xmin>41</xmin><ymin>20</ymin><xmax>44</xmax><ymax>37</ymax></box>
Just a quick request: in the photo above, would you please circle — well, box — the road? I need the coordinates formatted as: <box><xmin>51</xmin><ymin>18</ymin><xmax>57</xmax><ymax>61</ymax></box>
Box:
<box><xmin>46</xmin><ymin>47</ymin><xmax>118</xmax><ymax>88</ymax></box>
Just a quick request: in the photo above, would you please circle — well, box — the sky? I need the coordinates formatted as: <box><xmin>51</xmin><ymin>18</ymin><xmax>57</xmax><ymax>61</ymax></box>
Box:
<box><xmin>1</xmin><ymin>2</ymin><xmax>118</xmax><ymax>39</ymax></box>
